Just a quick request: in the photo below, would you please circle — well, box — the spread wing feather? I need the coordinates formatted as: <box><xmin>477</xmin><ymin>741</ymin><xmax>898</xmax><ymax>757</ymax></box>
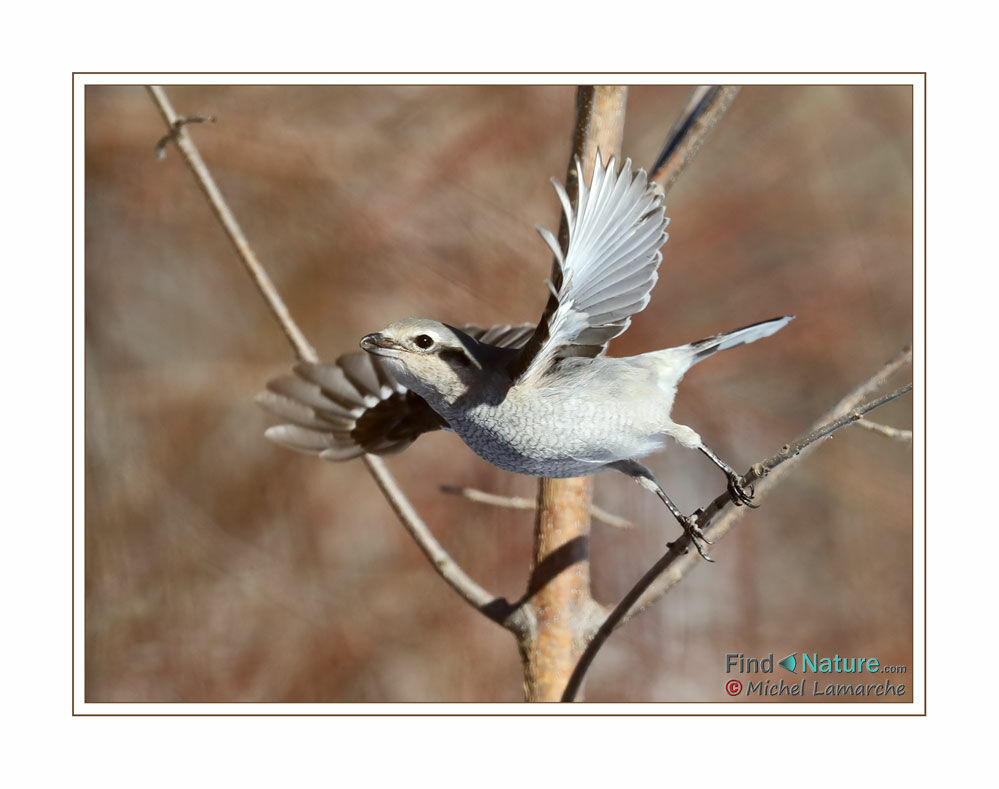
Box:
<box><xmin>259</xmin><ymin>324</ymin><xmax>534</xmax><ymax>460</ymax></box>
<box><xmin>509</xmin><ymin>153</ymin><xmax>670</xmax><ymax>383</ymax></box>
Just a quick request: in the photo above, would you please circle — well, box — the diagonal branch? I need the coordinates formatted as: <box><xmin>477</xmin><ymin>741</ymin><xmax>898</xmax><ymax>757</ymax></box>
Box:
<box><xmin>146</xmin><ymin>86</ymin><xmax>318</xmax><ymax>364</ymax></box>
<box><xmin>561</xmin><ymin>350</ymin><xmax>913</xmax><ymax>701</ymax></box>
<box><xmin>621</xmin><ymin>347</ymin><xmax>912</xmax><ymax>625</ymax></box>
<box><xmin>364</xmin><ymin>455</ymin><xmax>526</xmax><ymax>633</ymax></box>
<box><xmin>649</xmin><ymin>86</ymin><xmax>741</xmax><ymax>194</ymax></box>
<box><xmin>856</xmin><ymin>419</ymin><xmax>912</xmax><ymax>441</ymax></box>
<box><xmin>145</xmin><ymin>85</ymin><xmax>527</xmax><ymax>636</ymax></box>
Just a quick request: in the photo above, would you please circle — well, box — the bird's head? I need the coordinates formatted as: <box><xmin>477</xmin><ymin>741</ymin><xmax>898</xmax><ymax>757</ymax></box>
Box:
<box><xmin>360</xmin><ymin>319</ymin><xmax>486</xmax><ymax>408</ymax></box>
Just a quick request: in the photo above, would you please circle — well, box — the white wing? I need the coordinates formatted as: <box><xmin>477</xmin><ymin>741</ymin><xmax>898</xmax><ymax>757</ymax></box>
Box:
<box><xmin>510</xmin><ymin>153</ymin><xmax>669</xmax><ymax>383</ymax></box>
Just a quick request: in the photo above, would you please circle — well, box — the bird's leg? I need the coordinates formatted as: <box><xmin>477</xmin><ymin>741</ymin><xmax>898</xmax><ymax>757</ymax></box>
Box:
<box><xmin>698</xmin><ymin>444</ymin><xmax>757</xmax><ymax>508</ymax></box>
<box><xmin>607</xmin><ymin>460</ymin><xmax>714</xmax><ymax>561</ymax></box>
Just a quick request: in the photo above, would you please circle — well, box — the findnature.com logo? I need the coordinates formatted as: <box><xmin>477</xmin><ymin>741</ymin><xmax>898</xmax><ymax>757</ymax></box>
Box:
<box><xmin>723</xmin><ymin>652</ymin><xmax>908</xmax><ymax>698</ymax></box>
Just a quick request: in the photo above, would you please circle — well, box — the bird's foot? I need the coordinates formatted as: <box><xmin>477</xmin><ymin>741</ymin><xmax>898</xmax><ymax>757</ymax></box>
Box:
<box><xmin>726</xmin><ymin>472</ymin><xmax>758</xmax><ymax>508</ymax></box>
<box><xmin>668</xmin><ymin>511</ymin><xmax>714</xmax><ymax>562</ymax></box>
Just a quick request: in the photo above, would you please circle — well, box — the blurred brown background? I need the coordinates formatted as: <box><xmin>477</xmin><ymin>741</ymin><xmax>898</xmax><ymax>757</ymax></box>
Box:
<box><xmin>84</xmin><ymin>84</ymin><xmax>914</xmax><ymax>703</ymax></box>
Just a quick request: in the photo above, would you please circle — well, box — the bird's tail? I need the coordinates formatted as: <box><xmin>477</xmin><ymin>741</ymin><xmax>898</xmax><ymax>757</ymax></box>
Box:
<box><xmin>685</xmin><ymin>315</ymin><xmax>793</xmax><ymax>363</ymax></box>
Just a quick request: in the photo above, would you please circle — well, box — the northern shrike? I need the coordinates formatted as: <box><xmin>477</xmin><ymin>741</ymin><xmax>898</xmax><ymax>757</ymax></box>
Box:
<box><xmin>260</xmin><ymin>153</ymin><xmax>791</xmax><ymax>559</ymax></box>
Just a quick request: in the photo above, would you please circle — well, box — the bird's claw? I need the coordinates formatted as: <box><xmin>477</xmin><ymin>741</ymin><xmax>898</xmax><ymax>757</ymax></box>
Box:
<box><xmin>674</xmin><ymin>513</ymin><xmax>714</xmax><ymax>562</ymax></box>
<box><xmin>727</xmin><ymin>472</ymin><xmax>758</xmax><ymax>508</ymax></box>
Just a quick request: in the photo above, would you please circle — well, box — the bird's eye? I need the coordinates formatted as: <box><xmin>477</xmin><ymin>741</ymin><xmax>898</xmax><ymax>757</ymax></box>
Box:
<box><xmin>413</xmin><ymin>334</ymin><xmax>435</xmax><ymax>350</ymax></box>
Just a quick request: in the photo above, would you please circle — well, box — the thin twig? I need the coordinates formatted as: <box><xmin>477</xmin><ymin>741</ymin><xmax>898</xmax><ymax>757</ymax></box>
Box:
<box><xmin>146</xmin><ymin>86</ymin><xmax>318</xmax><ymax>364</ymax></box>
<box><xmin>365</xmin><ymin>457</ymin><xmax>526</xmax><ymax>633</ymax></box>
<box><xmin>145</xmin><ymin>85</ymin><xmax>526</xmax><ymax>635</ymax></box>
<box><xmin>561</xmin><ymin>368</ymin><xmax>913</xmax><ymax>701</ymax></box>
<box><xmin>440</xmin><ymin>485</ymin><xmax>636</xmax><ymax>529</ymax></box>
<box><xmin>649</xmin><ymin>86</ymin><xmax>741</xmax><ymax>194</ymax></box>
<box><xmin>155</xmin><ymin>114</ymin><xmax>215</xmax><ymax>159</ymax></box>
<box><xmin>823</xmin><ymin>346</ymin><xmax>912</xmax><ymax>415</ymax></box>
<box><xmin>856</xmin><ymin>419</ymin><xmax>912</xmax><ymax>442</ymax></box>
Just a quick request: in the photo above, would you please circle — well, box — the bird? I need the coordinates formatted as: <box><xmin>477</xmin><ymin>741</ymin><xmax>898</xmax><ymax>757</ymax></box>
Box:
<box><xmin>258</xmin><ymin>153</ymin><xmax>791</xmax><ymax>560</ymax></box>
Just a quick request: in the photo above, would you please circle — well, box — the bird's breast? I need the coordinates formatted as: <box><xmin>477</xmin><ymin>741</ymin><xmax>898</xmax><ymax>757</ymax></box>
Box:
<box><xmin>438</xmin><ymin>380</ymin><xmax>669</xmax><ymax>478</ymax></box>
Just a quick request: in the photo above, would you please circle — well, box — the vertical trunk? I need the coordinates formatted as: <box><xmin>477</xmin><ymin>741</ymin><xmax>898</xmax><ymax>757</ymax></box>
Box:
<box><xmin>520</xmin><ymin>86</ymin><xmax>627</xmax><ymax>702</ymax></box>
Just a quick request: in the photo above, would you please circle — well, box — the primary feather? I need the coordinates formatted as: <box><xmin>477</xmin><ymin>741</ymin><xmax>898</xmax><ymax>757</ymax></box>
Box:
<box><xmin>511</xmin><ymin>152</ymin><xmax>669</xmax><ymax>383</ymax></box>
<box><xmin>259</xmin><ymin>324</ymin><xmax>534</xmax><ymax>459</ymax></box>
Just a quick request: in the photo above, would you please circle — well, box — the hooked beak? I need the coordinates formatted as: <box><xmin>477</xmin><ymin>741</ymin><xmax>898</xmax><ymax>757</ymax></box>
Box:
<box><xmin>360</xmin><ymin>332</ymin><xmax>404</xmax><ymax>356</ymax></box>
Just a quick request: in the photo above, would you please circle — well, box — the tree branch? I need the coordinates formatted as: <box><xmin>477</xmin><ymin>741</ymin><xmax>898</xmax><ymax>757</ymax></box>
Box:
<box><xmin>649</xmin><ymin>86</ymin><xmax>741</xmax><ymax>194</ymax></box>
<box><xmin>521</xmin><ymin>84</ymin><xmax>744</xmax><ymax>701</ymax></box>
<box><xmin>363</xmin><ymin>455</ymin><xmax>527</xmax><ymax>634</ymax></box>
<box><xmin>521</xmin><ymin>85</ymin><xmax>628</xmax><ymax>702</ymax></box>
<box><xmin>561</xmin><ymin>352</ymin><xmax>913</xmax><ymax>702</ymax></box>
<box><xmin>621</xmin><ymin>346</ymin><xmax>912</xmax><ymax>624</ymax></box>
<box><xmin>145</xmin><ymin>85</ymin><xmax>527</xmax><ymax>636</ymax></box>
<box><xmin>856</xmin><ymin>419</ymin><xmax>912</xmax><ymax>441</ymax></box>
<box><xmin>146</xmin><ymin>86</ymin><xmax>318</xmax><ymax>364</ymax></box>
